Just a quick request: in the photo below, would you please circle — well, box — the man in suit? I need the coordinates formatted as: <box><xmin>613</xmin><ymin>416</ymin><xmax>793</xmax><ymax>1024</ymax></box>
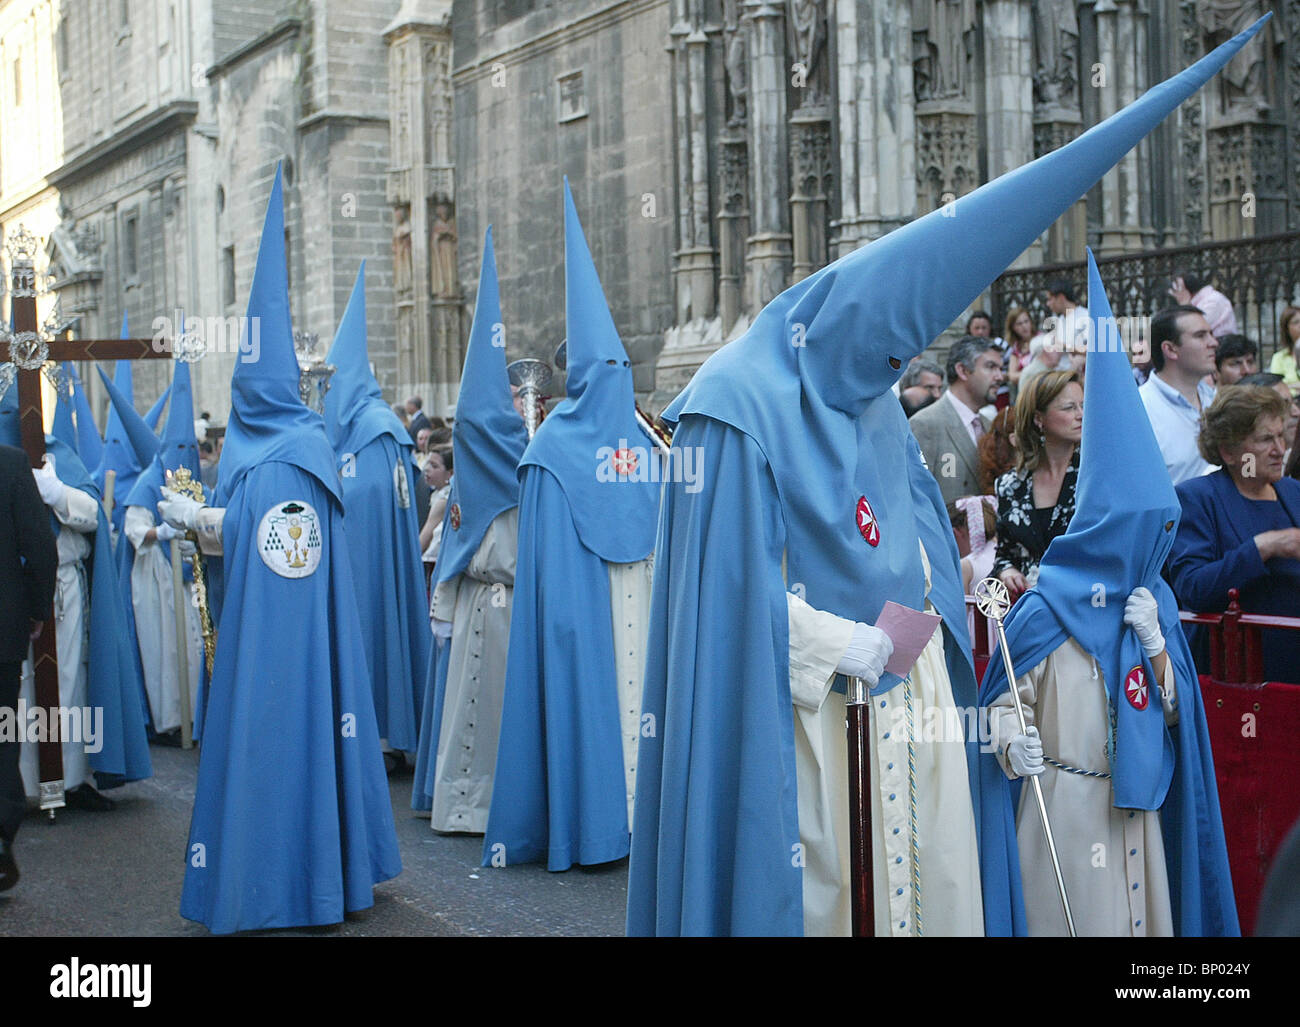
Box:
<box><xmin>0</xmin><ymin>443</ymin><xmax>58</xmax><ymax>891</ymax></box>
<box><xmin>405</xmin><ymin>396</ymin><xmax>431</xmax><ymax>439</ymax></box>
<box><xmin>909</xmin><ymin>334</ymin><xmax>1004</xmax><ymax>505</ymax></box>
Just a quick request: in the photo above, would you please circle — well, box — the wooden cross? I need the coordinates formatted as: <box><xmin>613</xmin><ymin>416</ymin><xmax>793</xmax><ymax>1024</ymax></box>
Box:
<box><xmin>8</xmin><ymin>252</ymin><xmax>171</xmax><ymax>817</ymax></box>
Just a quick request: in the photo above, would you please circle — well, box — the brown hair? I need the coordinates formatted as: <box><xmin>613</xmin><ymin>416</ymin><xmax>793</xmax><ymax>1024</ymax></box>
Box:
<box><xmin>978</xmin><ymin>407</ymin><xmax>1017</xmax><ymax>494</ymax></box>
<box><xmin>1012</xmin><ymin>369</ymin><xmax>1080</xmax><ymax>473</ymax></box>
<box><xmin>1004</xmin><ymin>307</ymin><xmax>1034</xmax><ymax>350</ymax></box>
<box><xmin>946</xmin><ymin>497</ymin><xmax>997</xmax><ymax>538</ymax></box>
<box><xmin>1279</xmin><ymin>305</ymin><xmax>1300</xmax><ymax>346</ymax></box>
<box><xmin>1197</xmin><ymin>385</ymin><xmax>1287</xmax><ymax>466</ymax></box>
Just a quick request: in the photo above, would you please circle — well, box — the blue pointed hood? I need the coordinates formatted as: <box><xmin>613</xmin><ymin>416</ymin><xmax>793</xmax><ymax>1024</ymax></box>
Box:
<box><xmin>214</xmin><ymin>164</ymin><xmax>340</xmax><ymax>507</ymax></box>
<box><xmin>517</xmin><ymin>179</ymin><xmax>659</xmax><ymax>563</ymax></box>
<box><xmin>977</xmin><ymin>252</ymin><xmax>1240</xmax><ymax>936</ymax></box>
<box><xmin>50</xmin><ymin>364</ymin><xmax>78</xmax><ymax>452</ymax></box>
<box><xmin>143</xmin><ymin>384</ymin><xmax>170</xmax><ymax>432</ymax></box>
<box><xmin>323</xmin><ymin>261</ymin><xmax>413</xmax><ymax>456</ymax></box>
<box><xmin>97</xmin><ymin>364</ymin><xmax>161</xmax><ymax>472</ymax></box>
<box><xmin>435</xmin><ymin>226</ymin><xmax>529</xmax><ymax>583</ymax></box>
<box><xmin>70</xmin><ymin>366</ymin><xmax>105</xmax><ymax>470</ymax></box>
<box><xmin>126</xmin><ymin>359</ymin><xmax>202</xmax><ymax>512</ymax></box>
<box><xmin>97</xmin><ymin>344</ymin><xmax>145</xmax><ymax>482</ymax></box>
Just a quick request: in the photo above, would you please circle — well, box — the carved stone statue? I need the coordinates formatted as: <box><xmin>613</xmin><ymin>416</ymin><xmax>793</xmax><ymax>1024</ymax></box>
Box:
<box><xmin>393</xmin><ymin>204</ymin><xmax>413</xmax><ymax>295</ymax></box>
<box><xmin>912</xmin><ymin>0</ymin><xmax>977</xmax><ymax>103</ymax></box>
<box><xmin>788</xmin><ymin>0</ymin><xmax>827</xmax><ymax>106</ymax></box>
<box><xmin>1032</xmin><ymin>0</ymin><xmax>1080</xmax><ymax>110</ymax></box>
<box><xmin>430</xmin><ymin>201</ymin><xmax>458</xmax><ymax>298</ymax></box>
<box><xmin>722</xmin><ymin>0</ymin><xmax>748</xmax><ymax>127</ymax></box>
<box><xmin>1196</xmin><ymin>0</ymin><xmax>1273</xmax><ymax>116</ymax></box>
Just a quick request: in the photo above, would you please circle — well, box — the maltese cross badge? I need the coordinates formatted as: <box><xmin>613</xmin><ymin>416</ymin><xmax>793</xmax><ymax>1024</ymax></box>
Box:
<box><xmin>1124</xmin><ymin>665</ymin><xmax>1149</xmax><ymax>710</ymax></box>
<box><xmin>856</xmin><ymin>495</ymin><xmax>880</xmax><ymax>547</ymax></box>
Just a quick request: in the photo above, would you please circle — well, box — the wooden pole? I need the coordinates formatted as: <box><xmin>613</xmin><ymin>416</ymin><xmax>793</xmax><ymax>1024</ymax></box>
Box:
<box><xmin>170</xmin><ymin>546</ymin><xmax>193</xmax><ymax>749</ymax></box>
<box><xmin>846</xmin><ymin>676</ymin><xmax>875</xmax><ymax>936</ymax></box>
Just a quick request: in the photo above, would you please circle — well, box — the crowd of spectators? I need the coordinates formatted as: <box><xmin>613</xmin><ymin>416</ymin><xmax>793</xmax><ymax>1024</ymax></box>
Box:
<box><xmin>903</xmin><ymin>275</ymin><xmax>1300</xmax><ymax>683</ymax></box>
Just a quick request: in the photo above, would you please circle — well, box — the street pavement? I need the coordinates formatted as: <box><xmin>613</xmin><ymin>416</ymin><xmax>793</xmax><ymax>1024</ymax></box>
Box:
<box><xmin>0</xmin><ymin>744</ymin><xmax>629</xmax><ymax>937</ymax></box>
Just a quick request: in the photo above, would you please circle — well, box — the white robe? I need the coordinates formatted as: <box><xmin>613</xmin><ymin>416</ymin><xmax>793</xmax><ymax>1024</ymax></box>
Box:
<box><xmin>19</xmin><ymin>486</ymin><xmax>101</xmax><ymax>797</ymax></box>
<box><xmin>787</xmin><ymin>544</ymin><xmax>985</xmax><ymax>937</ymax></box>
<box><xmin>989</xmin><ymin>636</ymin><xmax>1178</xmax><ymax>937</ymax></box>
<box><xmin>608</xmin><ymin>556</ymin><xmax>654</xmax><ymax>826</ymax></box>
<box><xmin>124</xmin><ymin>505</ymin><xmax>203</xmax><ymax>734</ymax></box>
<box><xmin>428</xmin><ymin>508</ymin><xmax>518</xmax><ymax>833</ymax></box>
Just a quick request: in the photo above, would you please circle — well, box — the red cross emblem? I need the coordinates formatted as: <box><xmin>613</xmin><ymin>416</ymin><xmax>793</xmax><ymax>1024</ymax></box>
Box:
<box><xmin>1124</xmin><ymin>665</ymin><xmax>1149</xmax><ymax>710</ymax></box>
<box><xmin>450</xmin><ymin>503</ymin><xmax>461</xmax><ymax>531</ymax></box>
<box><xmin>612</xmin><ymin>448</ymin><xmax>638</xmax><ymax>475</ymax></box>
<box><xmin>856</xmin><ymin>495</ymin><xmax>880</xmax><ymax>547</ymax></box>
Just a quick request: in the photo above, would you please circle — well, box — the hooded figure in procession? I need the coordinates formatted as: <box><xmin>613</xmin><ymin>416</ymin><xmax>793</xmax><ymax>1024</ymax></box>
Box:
<box><xmin>976</xmin><ymin>252</ymin><xmax>1238</xmax><ymax>937</ymax></box>
<box><xmin>323</xmin><ymin>264</ymin><xmax>430</xmax><ymax>760</ymax></box>
<box><xmin>112</xmin><ymin>360</ymin><xmax>205</xmax><ymax>741</ymax></box>
<box><xmin>483</xmin><ymin>181</ymin><xmax>660</xmax><ymax>872</ymax></box>
<box><xmin>411</xmin><ymin>227</ymin><xmax>528</xmax><ymax>831</ymax></box>
<box><xmin>2</xmin><ymin>381</ymin><xmax>152</xmax><ymax>808</ymax></box>
<box><xmin>95</xmin><ymin>326</ymin><xmax>150</xmax><ymax>536</ymax></box>
<box><xmin>625</xmin><ymin>16</ymin><xmax>1268</xmax><ymax>937</ymax></box>
<box><xmin>157</xmin><ymin>166</ymin><xmax>401</xmax><ymax>933</ymax></box>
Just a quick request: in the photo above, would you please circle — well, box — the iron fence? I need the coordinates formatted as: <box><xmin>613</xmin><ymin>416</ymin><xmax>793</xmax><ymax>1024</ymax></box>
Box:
<box><xmin>990</xmin><ymin>231</ymin><xmax>1300</xmax><ymax>362</ymax></box>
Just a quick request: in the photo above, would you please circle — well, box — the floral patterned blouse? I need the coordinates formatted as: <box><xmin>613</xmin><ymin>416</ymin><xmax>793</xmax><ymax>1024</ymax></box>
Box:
<box><xmin>991</xmin><ymin>449</ymin><xmax>1080</xmax><ymax>585</ymax></box>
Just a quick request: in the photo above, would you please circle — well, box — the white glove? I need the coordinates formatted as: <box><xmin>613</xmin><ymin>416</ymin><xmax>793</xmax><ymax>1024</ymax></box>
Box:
<box><xmin>432</xmin><ymin>618</ymin><xmax>454</xmax><ymax>642</ymax></box>
<box><xmin>157</xmin><ymin>488</ymin><xmax>205</xmax><ymax>531</ymax></box>
<box><xmin>835</xmin><ymin>622</ymin><xmax>894</xmax><ymax>689</ymax></box>
<box><xmin>155</xmin><ymin>521</ymin><xmax>184</xmax><ymax>542</ymax></box>
<box><xmin>176</xmin><ymin>539</ymin><xmax>198</xmax><ymax>558</ymax></box>
<box><xmin>32</xmin><ymin>457</ymin><xmax>66</xmax><ymax>506</ymax></box>
<box><xmin>1124</xmin><ymin>586</ymin><xmax>1165</xmax><ymax>659</ymax></box>
<box><xmin>1006</xmin><ymin>727</ymin><xmax>1044</xmax><ymax>778</ymax></box>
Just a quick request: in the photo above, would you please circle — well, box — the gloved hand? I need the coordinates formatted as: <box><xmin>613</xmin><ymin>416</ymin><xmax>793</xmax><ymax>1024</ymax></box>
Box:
<box><xmin>835</xmin><ymin>623</ymin><xmax>894</xmax><ymax>689</ymax></box>
<box><xmin>1124</xmin><ymin>586</ymin><xmax>1165</xmax><ymax>659</ymax></box>
<box><xmin>432</xmin><ymin>619</ymin><xmax>454</xmax><ymax>643</ymax></box>
<box><xmin>158</xmin><ymin>488</ymin><xmax>205</xmax><ymax>531</ymax></box>
<box><xmin>176</xmin><ymin>539</ymin><xmax>198</xmax><ymax>558</ymax></box>
<box><xmin>32</xmin><ymin>456</ymin><xmax>65</xmax><ymax>506</ymax></box>
<box><xmin>1006</xmin><ymin>726</ymin><xmax>1044</xmax><ymax>777</ymax></box>
<box><xmin>155</xmin><ymin>521</ymin><xmax>184</xmax><ymax>542</ymax></box>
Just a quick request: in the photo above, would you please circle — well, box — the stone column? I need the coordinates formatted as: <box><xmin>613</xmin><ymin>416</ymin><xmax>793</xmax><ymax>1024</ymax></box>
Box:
<box><xmin>384</xmin><ymin>0</ymin><xmax>457</xmax><ymax>416</ymax></box>
<box><xmin>831</xmin><ymin>0</ymin><xmax>916</xmax><ymax>257</ymax></box>
<box><xmin>1092</xmin><ymin>0</ymin><xmax>1152</xmax><ymax>254</ymax></box>
<box><xmin>1032</xmin><ymin>0</ymin><xmax>1084</xmax><ymax>262</ymax></box>
<box><xmin>743</xmin><ymin>1</ymin><xmax>792</xmax><ymax>309</ymax></box>
<box><xmin>913</xmin><ymin>0</ymin><xmax>979</xmax><ymax>217</ymax></box>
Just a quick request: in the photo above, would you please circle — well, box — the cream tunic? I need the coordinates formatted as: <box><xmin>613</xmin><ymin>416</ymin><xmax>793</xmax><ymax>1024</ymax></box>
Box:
<box><xmin>608</xmin><ymin>556</ymin><xmax>654</xmax><ymax>826</ymax></box>
<box><xmin>428</xmin><ymin>508</ymin><xmax>518</xmax><ymax>833</ymax></box>
<box><xmin>124</xmin><ymin>505</ymin><xmax>204</xmax><ymax>734</ymax></box>
<box><xmin>19</xmin><ymin>486</ymin><xmax>101</xmax><ymax>796</ymax></box>
<box><xmin>989</xmin><ymin>636</ymin><xmax>1178</xmax><ymax>937</ymax></box>
<box><xmin>787</xmin><ymin>545</ymin><xmax>985</xmax><ymax>937</ymax></box>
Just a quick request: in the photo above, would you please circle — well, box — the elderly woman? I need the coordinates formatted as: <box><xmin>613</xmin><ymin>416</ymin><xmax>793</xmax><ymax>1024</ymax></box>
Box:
<box><xmin>993</xmin><ymin>369</ymin><xmax>1082</xmax><ymax>599</ymax></box>
<box><xmin>1169</xmin><ymin>385</ymin><xmax>1300</xmax><ymax>682</ymax></box>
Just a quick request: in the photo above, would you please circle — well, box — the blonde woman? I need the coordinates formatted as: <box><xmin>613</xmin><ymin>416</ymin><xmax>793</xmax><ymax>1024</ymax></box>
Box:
<box><xmin>992</xmin><ymin>369</ymin><xmax>1083</xmax><ymax>598</ymax></box>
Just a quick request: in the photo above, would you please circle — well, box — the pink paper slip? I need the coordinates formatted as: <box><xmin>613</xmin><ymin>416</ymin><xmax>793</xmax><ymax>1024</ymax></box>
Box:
<box><xmin>874</xmin><ymin>601</ymin><xmax>942</xmax><ymax>676</ymax></box>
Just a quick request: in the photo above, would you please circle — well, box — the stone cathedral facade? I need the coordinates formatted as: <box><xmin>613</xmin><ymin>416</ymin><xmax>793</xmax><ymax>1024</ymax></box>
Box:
<box><xmin>647</xmin><ymin>0</ymin><xmax>1298</xmax><ymax>401</ymax></box>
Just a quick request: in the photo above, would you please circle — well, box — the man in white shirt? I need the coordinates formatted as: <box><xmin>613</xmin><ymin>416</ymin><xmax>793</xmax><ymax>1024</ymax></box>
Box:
<box><xmin>909</xmin><ymin>335</ymin><xmax>1004</xmax><ymax>504</ymax></box>
<box><xmin>1139</xmin><ymin>305</ymin><xmax>1218</xmax><ymax>484</ymax></box>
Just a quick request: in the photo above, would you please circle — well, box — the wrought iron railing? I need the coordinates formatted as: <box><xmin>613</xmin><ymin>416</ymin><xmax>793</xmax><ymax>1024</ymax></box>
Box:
<box><xmin>990</xmin><ymin>231</ymin><xmax>1300</xmax><ymax>363</ymax></box>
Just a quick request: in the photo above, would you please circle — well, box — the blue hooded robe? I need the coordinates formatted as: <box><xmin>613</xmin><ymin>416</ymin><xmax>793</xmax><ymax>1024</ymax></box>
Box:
<box><xmin>323</xmin><ymin>264</ymin><xmax>429</xmax><ymax>755</ymax></box>
<box><xmin>412</xmin><ymin>227</ymin><xmax>527</xmax><ymax>812</ymax></box>
<box><xmin>625</xmin><ymin>17</ymin><xmax>1268</xmax><ymax>937</ymax></box>
<box><xmin>179</xmin><ymin>166</ymin><xmax>401</xmax><ymax>934</ymax></box>
<box><xmin>0</xmin><ymin>388</ymin><xmax>152</xmax><ymax>790</ymax></box>
<box><xmin>69</xmin><ymin>366</ymin><xmax>105</xmax><ymax>471</ymax></box>
<box><xmin>95</xmin><ymin>318</ymin><xmax>149</xmax><ymax>534</ymax></box>
<box><xmin>483</xmin><ymin>181</ymin><xmax>661</xmax><ymax>871</ymax></box>
<box><xmin>975</xmin><ymin>252</ymin><xmax>1238</xmax><ymax>937</ymax></box>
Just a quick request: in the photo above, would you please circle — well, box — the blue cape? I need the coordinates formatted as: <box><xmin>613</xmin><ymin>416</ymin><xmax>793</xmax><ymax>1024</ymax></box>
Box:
<box><xmin>516</xmin><ymin>179</ymin><xmax>659</xmax><ymax>563</ymax></box>
<box><xmin>975</xmin><ymin>252</ymin><xmax>1238</xmax><ymax>936</ymax></box>
<box><xmin>0</xmin><ymin>391</ymin><xmax>152</xmax><ymax>789</ymax></box>
<box><xmin>180</xmin><ymin>163</ymin><xmax>400</xmax><ymax>934</ymax></box>
<box><xmin>625</xmin><ymin>19</ymin><xmax>1266</xmax><ymax>936</ymax></box>
<box><xmin>435</xmin><ymin>227</ymin><xmax>528</xmax><ymax>584</ymax></box>
<box><xmin>322</xmin><ymin>265</ymin><xmax>429</xmax><ymax>752</ymax></box>
<box><xmin>483</xmin><ymin>182</ymin><xmax>664</xmax><ymax>869</ymax></box>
